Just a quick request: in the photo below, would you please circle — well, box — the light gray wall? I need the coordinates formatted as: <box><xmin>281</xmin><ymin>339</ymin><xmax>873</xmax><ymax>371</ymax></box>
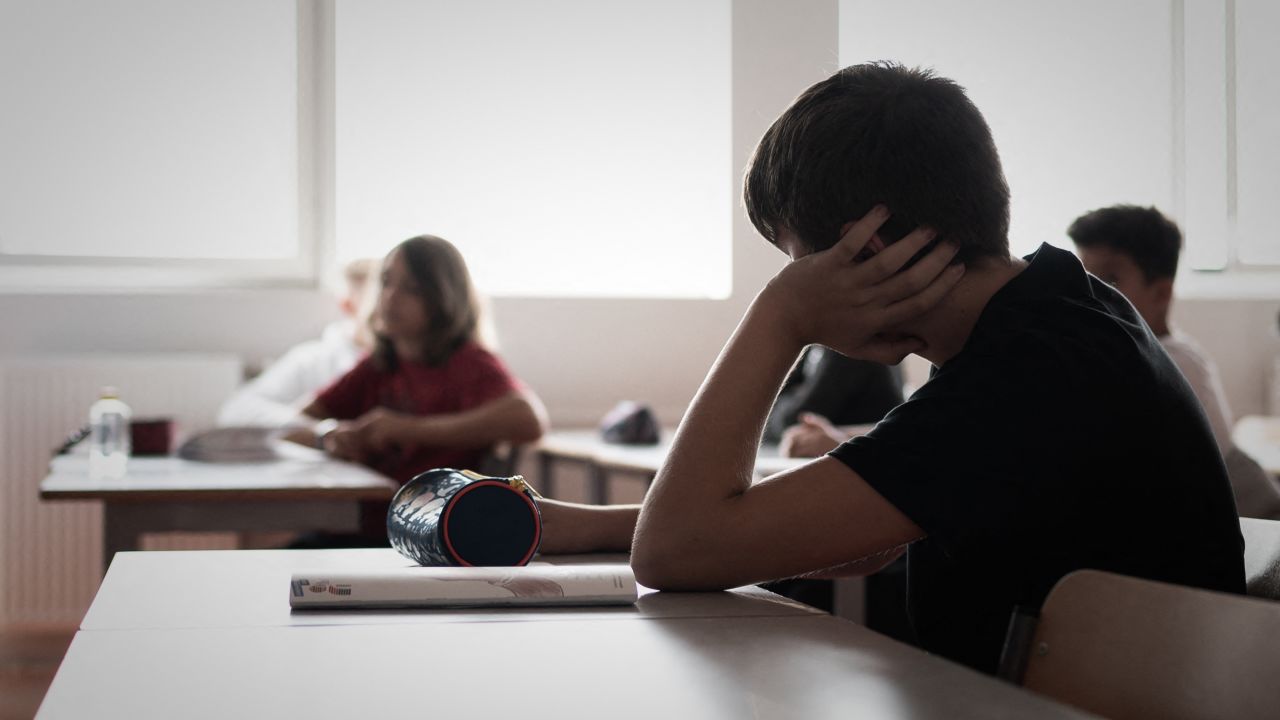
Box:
<box><xmin>1</xmin><ymin>0</ymin><xmax>1276</xmax><ymax>426</ymax></box>
<box><xmin>1172</xmin><ymin>298</ymin><xmax>1280</xmax><ymax>419</ymax></box>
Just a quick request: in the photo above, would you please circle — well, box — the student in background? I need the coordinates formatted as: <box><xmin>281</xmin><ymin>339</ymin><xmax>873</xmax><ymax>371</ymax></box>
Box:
<box><xmin>286</xmin><ymin>235</ymin><xmax>547</xmax><ymax>486</ymax></box>
<box><xmin>1069</xmin><ymin>205</ymin><xmax>1280</xmax><ymax>518</ymax></box>
<box><xmin>762</xmin><ymin>347</ymin><xmax>906</xmax><ymax>617</ymax></box>
<box><xmin>218</xmin><ymin>258</ymin><xmax>377</xmax><ymax>427</ymax></box>
<box><xmin>764</xmin><ymin>346</ymin><xmax>903</xmax><ymax>458</ymax></box>
<box><xmin>536</xmin><ymin>62</ymin><xmax>1244</xmax><ymax>675</ymax></box>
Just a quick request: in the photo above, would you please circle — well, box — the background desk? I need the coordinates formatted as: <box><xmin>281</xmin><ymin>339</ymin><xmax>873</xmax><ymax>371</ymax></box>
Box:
<box><xmin>535</xmin><ymin>429</ymin><xmax>807</xmax><ymax>503</ymax></box>
<box><xmin>40</xmin><ymin>451</ymin><xmax>397</xmax><ymax>569</ymax></box>
<box><xmin>40</xmin><ymin>550</ymin><xmax>1091</xmax><ymax>720</ymax></box>
<box><xmin>535</xmin><ymin>430</ymin><xmax>860</xmax><ymax>621</ymax></box>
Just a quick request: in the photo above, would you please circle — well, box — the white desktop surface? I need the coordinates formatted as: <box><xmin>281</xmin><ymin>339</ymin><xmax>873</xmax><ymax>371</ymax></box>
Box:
<box><xmin>43</xmin><ymin>615</ymin><xmax>1091</xmax><ymax>720</ymax></box>
<box><xmin>42</xmin><ymin>447</ymin><xmax>395</xmax><ymax>498</ymax></box>
<box><xmin>1236</xmin><ymin>415</ymin><xmax>1280</xmax><ymax>478</ymax></box>
<box><xmin>536</xmin><ymin>429</ymin><xmax>809</xmax><ymax>478</ymax></box>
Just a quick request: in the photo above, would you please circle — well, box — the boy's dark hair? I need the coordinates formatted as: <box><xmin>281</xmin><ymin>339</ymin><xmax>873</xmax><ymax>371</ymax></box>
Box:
<box><xmin>744</xmin><ymin>61</ymin><xmax>1010</xmax><ymax>264</ymax></box>
<box><xmin>373</xmin><ymin>234</ymin><xmax>481</xmax><ymax>370</ymax></box>
<box><xmin>1067</xmin><ymin>205</ymin><xmax>1182</xmax><ymax>281</ymax></box>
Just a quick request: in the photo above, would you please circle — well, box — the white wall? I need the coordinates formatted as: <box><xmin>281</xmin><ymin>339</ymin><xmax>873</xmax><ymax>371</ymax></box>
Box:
<box><xmin>1173</xmin><ymin>299</ymin><xmax>1280</xmax><ymax>419</ymax></box>
<box><xmin>0</xmin><ymin>0</ymin><xmax>1276</xmax><ymax>426</ymax></box>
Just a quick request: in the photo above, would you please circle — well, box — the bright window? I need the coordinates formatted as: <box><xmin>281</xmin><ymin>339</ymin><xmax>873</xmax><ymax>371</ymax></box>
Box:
<box><xmin>333</xmin><ymin>0</ymin><xmax>732</xmax><ymax>298</ymax></box>
<box><xmin>0</xmin><ymin>0</ymin><xmax>299</xmax><ymax>269</ymax></box>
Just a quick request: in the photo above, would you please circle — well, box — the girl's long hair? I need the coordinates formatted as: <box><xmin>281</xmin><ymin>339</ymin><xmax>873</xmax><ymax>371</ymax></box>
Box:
<box><xmin>372</xmin><ymin>235</ymin><xmax>484</xmax><ymax>370</ymax></box>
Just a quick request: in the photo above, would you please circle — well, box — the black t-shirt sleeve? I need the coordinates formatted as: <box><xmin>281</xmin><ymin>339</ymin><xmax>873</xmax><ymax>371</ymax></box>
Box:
<box><xmin>828</xmin><ymin>343</ymin><xmax>1080</xmax><ymax>558</ymax></box>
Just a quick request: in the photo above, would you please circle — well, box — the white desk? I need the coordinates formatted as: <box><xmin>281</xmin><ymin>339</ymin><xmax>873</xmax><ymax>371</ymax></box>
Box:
<box><xmin>41</xmin><ymin>550</ymin><xmax>1092</xmax><ymax>720</ymax></box>
<box><xmin>535</xmin><ymin>429</ymin><xmax>808</xmax><ymax>503</ymax></box>
<box><xmin>1236</xmin><ymin>415</ymin><xmax>1280</xmax><ymax>479</ymax></box>
<box><xmin>40</xmin><ymin>449</ymin><xmax>398</xmax><ymax>569</ymax></box>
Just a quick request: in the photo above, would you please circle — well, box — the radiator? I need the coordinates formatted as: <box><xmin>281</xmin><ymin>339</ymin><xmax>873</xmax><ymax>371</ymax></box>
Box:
<box><xmin>0</xmin><ymin>354</ymin><xmax>242</xmax><ymax>625</ymax></box>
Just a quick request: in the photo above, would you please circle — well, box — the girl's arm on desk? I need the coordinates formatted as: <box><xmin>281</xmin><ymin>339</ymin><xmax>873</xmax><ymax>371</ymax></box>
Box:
<box><xmin>355</xmin><ymin>390</ymin><xmax>546</xmax><ymax>452</ymax></box>
<box><xmin>280</xmin><ymin>401</ymin><xmax>369</xmax><ymax>462</ymax></box>
<box><xmin>279</xmin><ymin>400</ymin><xmax>336</xmax><ymax>449</ymax></box>
<box><xmin>285</xmin><ymin>391</ymin><xmax>547</xmax><ymax>462</ymax></box>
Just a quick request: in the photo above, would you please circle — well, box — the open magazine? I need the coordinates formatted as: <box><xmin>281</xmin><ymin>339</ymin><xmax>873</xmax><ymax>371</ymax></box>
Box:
<box><xmin>289</xmin><ymin>564</ymin><xmax>638</xmax><ymax>609</ymax></box>
<box><xmin>177</xmin><ymin>426</ymin><xmax>284</xmax><ymax>463</ymax></box>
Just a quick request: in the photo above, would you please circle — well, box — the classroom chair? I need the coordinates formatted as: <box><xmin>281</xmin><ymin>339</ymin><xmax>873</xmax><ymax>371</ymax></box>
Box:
<box><xmin>1241</xmin><ymin>516</ymin><xmax>1280</xmax><ymax>600</ymax></box>
<box><xmin>1005</xmin><ymin>569</ymin><xmax>1280</xmax><ymax>719</ymax></box>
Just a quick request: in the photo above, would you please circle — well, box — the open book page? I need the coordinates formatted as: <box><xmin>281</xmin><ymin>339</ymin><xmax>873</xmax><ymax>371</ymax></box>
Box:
<box><xmin>177</xmin><ymin>427</ymin><xmax>285</xmax><ymax>462</ymax></box>
<box><xmin>290</xmin><ymin>564</ymin><xmax>637</xmax><ymax>609</ymax></box>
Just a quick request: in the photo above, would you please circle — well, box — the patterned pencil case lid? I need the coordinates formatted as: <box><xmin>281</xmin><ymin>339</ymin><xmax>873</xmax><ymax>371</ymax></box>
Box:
<box><xmin>387</xmin><ymin>468</ymin><xmax>542</xmax><ymax>567</ymax></box>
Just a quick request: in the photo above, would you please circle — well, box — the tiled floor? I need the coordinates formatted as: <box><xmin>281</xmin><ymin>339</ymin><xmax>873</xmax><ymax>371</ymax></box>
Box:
<box><xmin>0</xmin><ymin>624</ymin><xmax>76</xmax><ymax>720</ymax></box>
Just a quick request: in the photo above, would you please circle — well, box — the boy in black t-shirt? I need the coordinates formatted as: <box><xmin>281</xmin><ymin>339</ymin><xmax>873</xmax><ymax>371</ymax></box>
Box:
<box><xmin>539</xmin><ymin>62</ymin><xmax>1244</xmax><ymax>674</ymax></box>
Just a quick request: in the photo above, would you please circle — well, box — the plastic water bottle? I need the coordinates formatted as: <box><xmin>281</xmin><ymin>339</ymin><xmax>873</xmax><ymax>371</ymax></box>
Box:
<box><xmin>89</xmin><ymin>387</ymin><xmax>131</xmax><ymax>479</ymax></box>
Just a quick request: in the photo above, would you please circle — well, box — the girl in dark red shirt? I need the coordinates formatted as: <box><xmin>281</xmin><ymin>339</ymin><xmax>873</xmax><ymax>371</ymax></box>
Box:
<box><xmin>291</xmin><ymin>235</ymin><xmax>546</xmax><ymax>484</ymax></box>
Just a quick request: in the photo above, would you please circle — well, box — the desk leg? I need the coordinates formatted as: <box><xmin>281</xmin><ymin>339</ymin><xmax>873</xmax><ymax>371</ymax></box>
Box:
<box><xmin>538</xmin><ymin>452</ymin><xmax>557</xmax><ymax>499</ymax></box>
<box><xmin>587</xmin><ymin>463</ymin><xmax>609</xmax><ymax>505</ymax></box>
<box><xmin>833</xmin><ymin>576</ymin><xmax>866</xmax><ymax>624</ymax></box>
<box><xmin>101</xmin><ymin>506</ymin><xmax>142</xmax><ymax>574</ymax></box>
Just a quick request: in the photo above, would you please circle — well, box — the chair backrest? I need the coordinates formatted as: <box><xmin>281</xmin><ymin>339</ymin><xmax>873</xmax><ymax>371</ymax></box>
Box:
<box><xmin>1021</xmin><ymin>569</ymin><xmax>1280</xmax><ymax>720</ymax></box>
<box><xmin>1242</xmin><ymin>516</ymin><xmax>1280</xmax><ymax>600</ymax></box>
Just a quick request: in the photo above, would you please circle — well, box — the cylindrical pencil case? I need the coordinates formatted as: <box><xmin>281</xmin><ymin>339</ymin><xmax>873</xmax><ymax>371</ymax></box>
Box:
<box><xmin>387</xmin><ymin>468</ymin><xmax>542</xmax><ymax>567</ymax></box>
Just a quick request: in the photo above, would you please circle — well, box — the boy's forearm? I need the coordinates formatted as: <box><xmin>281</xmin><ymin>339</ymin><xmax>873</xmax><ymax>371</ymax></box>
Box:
<box><xmin>632</xmin><ymin>296</ymin><xmax>804</xmax><ymax>565</ymax></box>
<box><xmin>537</xmin><ymin>500</ymin><xmax>640</xmax><ymax>554</ymax></box>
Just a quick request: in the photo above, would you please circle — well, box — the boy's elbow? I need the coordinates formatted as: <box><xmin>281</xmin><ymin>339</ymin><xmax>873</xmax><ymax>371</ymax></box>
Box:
<box><xmin>630</xmin><ymin>547</ymin><xmax>679</xmax><ymax>591</ymax></box>
<box><xmin>630</xmin><ymin>533</ymin><xmax>724</xmax><ymax>592</ymax></box>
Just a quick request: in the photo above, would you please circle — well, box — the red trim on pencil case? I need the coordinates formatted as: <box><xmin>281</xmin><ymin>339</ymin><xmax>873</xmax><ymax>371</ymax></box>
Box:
<box><xmin>441</xmin><ymin>480</ymin><xmax>541</xmax><ymax>567</ymax></box>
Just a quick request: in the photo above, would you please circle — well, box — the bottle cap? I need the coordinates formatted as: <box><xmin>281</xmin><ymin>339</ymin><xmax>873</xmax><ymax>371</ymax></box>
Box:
<box><xmin>99</xmin><ymin>386</ymin><xmax>119</xmax><ymax>399</ymax></box>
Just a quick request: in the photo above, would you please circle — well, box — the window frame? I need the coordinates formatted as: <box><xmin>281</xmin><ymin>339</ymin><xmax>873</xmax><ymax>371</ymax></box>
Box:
<box><xmin>0</xmin><ymin>0</ymin><xmax>330</xmax><ymax>293</ymax></box>
<box><xmin>1176</xmin><ymin>0</ymin><xmax>1280</xmax><ymax>293</ymax></box>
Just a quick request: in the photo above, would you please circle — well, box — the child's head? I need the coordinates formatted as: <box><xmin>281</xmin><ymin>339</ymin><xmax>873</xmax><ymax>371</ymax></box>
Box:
<box><xmin>1068</xmin><ymin>205</ymin><xmax>1181</xmax><ymax>332</ymax></box>
<box><xmin>744</xmin><ymin>61</ymin><xmax>1011</xmax><ymax>265</ymax></box>
<box><xmin>373</xmin><ymin>235</ymin><xmax>481</xmax><ymax>368</ymax></box>
<box><xmin>338</xmin><ymin>258</ymin><xmax>377</xmax><ymax>319</ymax></box>
<box><xmin>338</xmin><ymin>258</ymin><xmax>379</xmax><ymax>350</ymax></box>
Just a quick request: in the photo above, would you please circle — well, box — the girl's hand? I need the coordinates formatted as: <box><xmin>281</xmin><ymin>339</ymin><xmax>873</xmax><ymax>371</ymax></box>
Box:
<box><xmin>780</xmin><ymin>413</ymin><xmax>845</xmax><ymax>458</ymax></box>
<box><xmin>323</xmin><ymin>423</ymin><xmax>367</xmax><ymax>463</ymax></box>
<box><xmin>353</xmin><ymin>408</ymin><xmax>413</xmax><ymax>452</ymax></box>
<box><xmin>760</xmin><ymin>206</ymin><xmax>965</xmax><ymax>364</ymax></box>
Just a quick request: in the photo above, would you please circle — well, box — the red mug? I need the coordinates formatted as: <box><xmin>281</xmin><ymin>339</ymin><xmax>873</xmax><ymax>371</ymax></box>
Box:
<box><xmin>130</xmin><ymin>418</ymin><xmax>176</xmax><ymax>456</ymax></box>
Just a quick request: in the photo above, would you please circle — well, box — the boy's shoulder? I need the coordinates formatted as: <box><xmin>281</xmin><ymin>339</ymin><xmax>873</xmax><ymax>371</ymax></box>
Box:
<box><xmin>967</xmin><ymin>244</ymin><xmax>1153</xmax><ymax>363</ymax></box>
